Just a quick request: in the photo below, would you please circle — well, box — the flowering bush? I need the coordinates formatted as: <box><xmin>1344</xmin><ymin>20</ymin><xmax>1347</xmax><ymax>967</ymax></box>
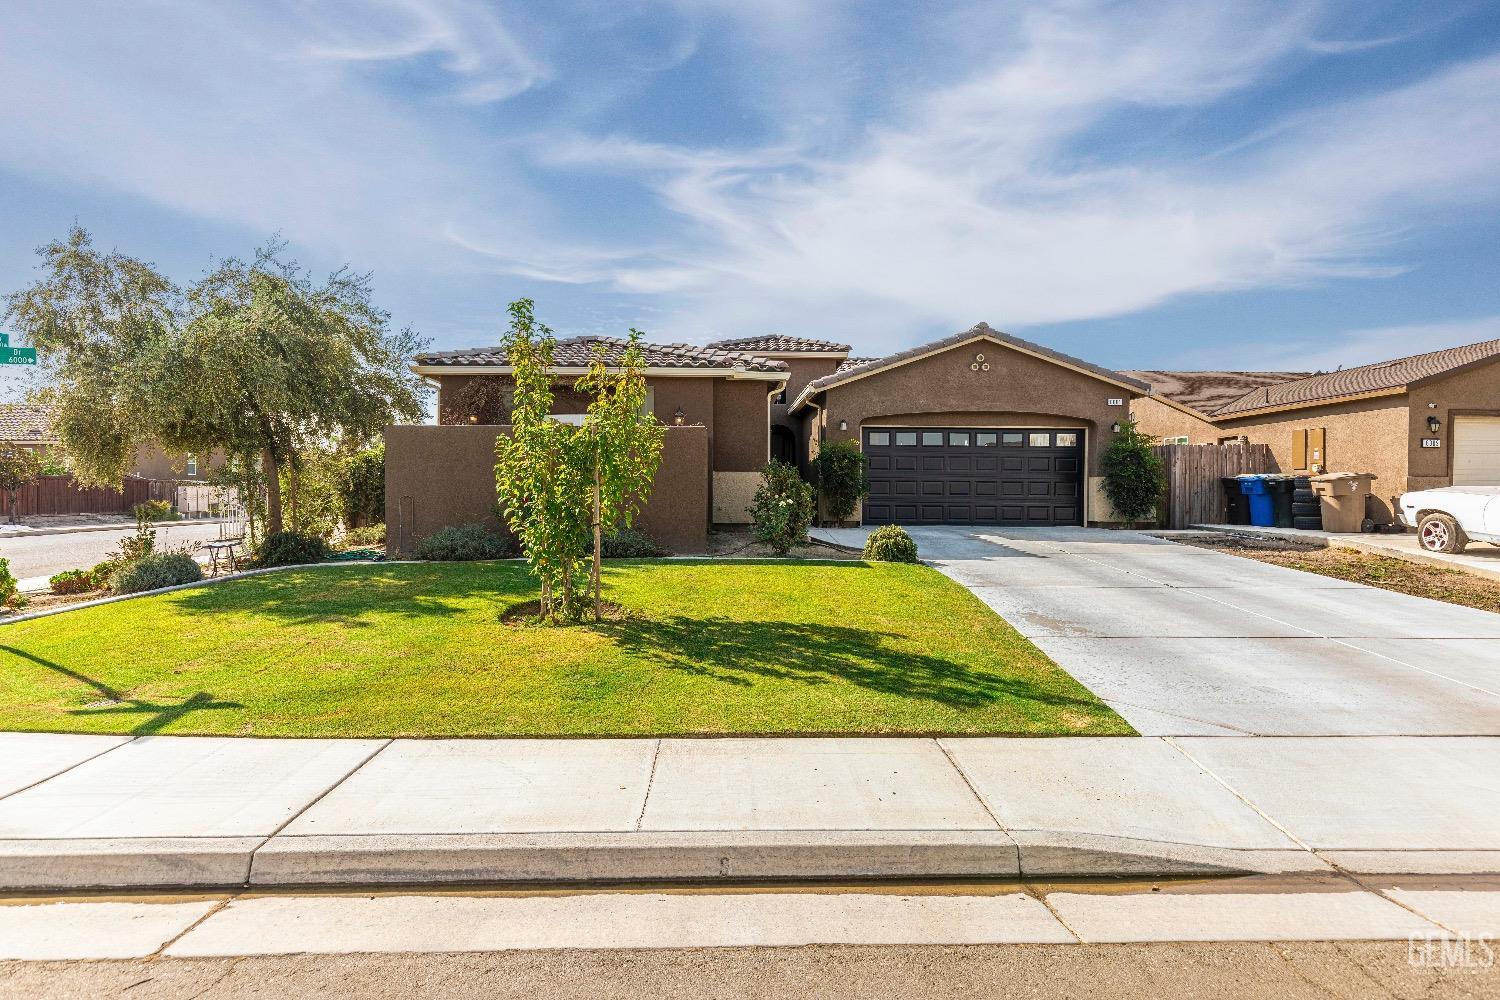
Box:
<box><xmin>748</xmin><ymin>461</ymin><xmax>815</xmax><ymax>555</ymax></box>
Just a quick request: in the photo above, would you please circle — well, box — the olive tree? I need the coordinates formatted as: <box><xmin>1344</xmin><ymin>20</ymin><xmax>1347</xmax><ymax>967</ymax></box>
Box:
<box><xmin>4</xmin><ymin>226</ymin><xmax>427</xmax><ymax>535</ymax></box>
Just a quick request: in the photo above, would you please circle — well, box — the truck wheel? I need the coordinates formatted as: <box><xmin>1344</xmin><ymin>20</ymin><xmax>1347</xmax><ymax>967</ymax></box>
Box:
<box><xmin>1418</xmin><ymin>513</ymin><xmax>1467</xmax><ymax>554</ymax></box>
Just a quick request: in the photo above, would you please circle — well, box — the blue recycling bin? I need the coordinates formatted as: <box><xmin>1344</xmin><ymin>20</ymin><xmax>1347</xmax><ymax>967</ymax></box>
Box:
<box><xmin>1238</xmin><ymin>475</ymin><xmax>1276</xmax><ymax>527</ymax></box>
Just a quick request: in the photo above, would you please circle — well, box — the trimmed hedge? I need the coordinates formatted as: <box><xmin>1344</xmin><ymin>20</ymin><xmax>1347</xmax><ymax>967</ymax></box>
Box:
<box><xmin>412</xmin><ymin>523</ymin><xmax>514</xmax><ymax>561</ymax></box>
<box><xmin>863</xmin><ymin>525</ymin><xmax>919</xmax><ymax>563</ymax></box>
<box><xmin>601</xmin><ymin>528</ymin><xmax>664</xmax><ymax>558</ymax></box>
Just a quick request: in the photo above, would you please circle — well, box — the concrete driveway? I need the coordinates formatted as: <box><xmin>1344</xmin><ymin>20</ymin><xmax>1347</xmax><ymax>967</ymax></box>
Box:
<box><xmin>812</xmin><ymin>526</ymin><xmax>1500</xmax><ymax>736</ymax></box>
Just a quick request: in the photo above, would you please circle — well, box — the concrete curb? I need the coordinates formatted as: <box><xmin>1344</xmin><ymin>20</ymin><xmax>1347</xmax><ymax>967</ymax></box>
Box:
<box><xmin>6</xmin><ymin>830</ymin><xmax>1483</xmax><ymax>891</ymax></box>
<box><xmin>1185</xmin><ymin>524</ymin><xmax>1500</xmax><ymax>584</ymax></box>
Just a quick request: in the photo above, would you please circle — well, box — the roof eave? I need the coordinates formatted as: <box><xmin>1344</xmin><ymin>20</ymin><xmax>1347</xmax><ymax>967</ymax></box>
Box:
<box><xmin>1214</xmin><ymin>386</ymin><xmax>1409</xmax><ymax>421</ymax></box>
<box><xmin>411</xmin><ymin>363</ymin><xmax>787</xmax><ymax>381</ymax></box>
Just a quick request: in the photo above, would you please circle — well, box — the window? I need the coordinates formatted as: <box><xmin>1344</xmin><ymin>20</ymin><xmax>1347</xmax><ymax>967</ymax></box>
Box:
<box><xmin>185</xmin><ymin>455</ymin><xmax>198</xmax><ymax>477</ymax></box>
<box><xmin>1055</xmin><ymin>432</ymin><xmax>1079</xmax><ymax>447</ymax></box>
<box><xmin>921</xmin><ymin>431</ymin><xmax>943</xmax><ymax>446</ymax></box>
<box><xmin>895</xmin><ymin>431</ymin><xmax>917</xmax><ymax>446</ymax></box>
<box><xmin>1001</xmin><ymin>433</ymin><xmax>1023</xmax><ymax>447</ymax></box>
<box><xmin>976</xmin><ymin>432</ymin><xmax>998</xmax><ymax>447</ymax></box>
<box><xmin>774</xmin><ymin>389</ymin><xmax>787</xmax><ymax>405</ymax></box>
<box><xmin>867</xmin><ymin>431</ymin><xmax>890</xmax><ymax>446</ymax></box>
<box><xmin>948</xmin><ymin>432</ymin><xmax>970</xmax><ymax>446</ymax></box>
<box><xmin>1028</xmin><ymin>432</ymin><xmax>1051</xmax><ymax>447</ymax></box>
<box><xmin>1160</xmin><ymin>435</ymin><xmax>1188</xmax><ymax>446</ymax></box>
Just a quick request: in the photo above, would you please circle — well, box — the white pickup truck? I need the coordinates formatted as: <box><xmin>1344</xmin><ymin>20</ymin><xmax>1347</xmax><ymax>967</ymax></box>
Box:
<box><xmin>1397</xmin><ymin>486</ymin><xmax>1500</xmax><ymax>554</ymax></box>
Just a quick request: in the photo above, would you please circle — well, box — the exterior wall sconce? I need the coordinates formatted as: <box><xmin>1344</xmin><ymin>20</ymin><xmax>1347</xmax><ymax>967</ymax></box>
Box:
<box><xmin>468</xmin><ymin>414</ymin><xmax>478</xmax><ymax>424</ymax></box>
<box><xmin>1427</xmin><ymin>415</ymin><xmax>1442</xmax><ymax>434</ymax></box>
<box><xmin>838</xmin><ymin>419</ymin><xmax>848</xmax><ymax>431</ymax></box>
<box><xmin>1110</xmin><ymin>421</ymin><xmax>1122</xmax><ymax>433</ymax></box>
<box><xmin>673</xmin><ymin>407</ymin><xmax>686</xmax><ymax>426</ymax></box>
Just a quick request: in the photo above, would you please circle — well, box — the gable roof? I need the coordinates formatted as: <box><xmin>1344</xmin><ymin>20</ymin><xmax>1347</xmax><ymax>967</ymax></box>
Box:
<box><xmin>706</xmin><ymin>335</ymin><xmax>852</xmax><ymax>354</ymax></box>
<box><xmin>1123</xmin><ymin>370</ymin><xmax>1310</xmax><ymax>418</ymax></box>
<box><xmin>1210</xmin><ymin>338</ymin><xmax>1500</xmax><ymax>417</ymax></box>
<box><xmin>413</xmin><ymin>335</ymin><xmax>789</xmax><ymax>377</ymax></box>
<box><xmin>790</xmin><ymin>323</ymin><xmax>1151</xmax><ymax>411</ymax></box>
<box><xmin>0</xmin><ymin>404</ymin><xmax>55</xmax><ymax>444</ymax></box>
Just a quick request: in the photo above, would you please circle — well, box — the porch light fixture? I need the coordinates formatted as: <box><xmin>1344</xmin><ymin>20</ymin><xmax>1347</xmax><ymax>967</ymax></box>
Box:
<box><xmin>1111</xmin><ymin>421</ymin><xmax>1122</xmax><ymax>433</ymax></box>
<box><xmin>468</xmin><ymin>414</ymin><xmax>478</xmax><ymax>424</ymax></box>
<box><xmin>838</xmin><ymin>419</ymin><xmax>848</xmax><ymax>431</ymax></box>
<box><xmin>1427</xmin><ymin>415</ymin><xmax>1441</xmax><ymax>434</ymax></box>
<box><xmin>673</xmin><ymin>407</ymin><xmax>686</xmax><ymax>426</ymax></box>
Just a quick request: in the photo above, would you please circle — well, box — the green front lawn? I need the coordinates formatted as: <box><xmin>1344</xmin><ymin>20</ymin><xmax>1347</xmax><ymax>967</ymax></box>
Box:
<box><xmin>0</xmin><ymin>561</ymin><xmax>1131</xmax><ymax>738</ymax></box>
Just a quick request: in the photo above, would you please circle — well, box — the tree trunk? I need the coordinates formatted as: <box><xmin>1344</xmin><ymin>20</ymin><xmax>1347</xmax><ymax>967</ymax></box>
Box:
<box><xmin>592</xmin><ymin>452</ymin><xmax>602</xmax><ymax>622</ymax></box>
<box><xmin>263</xmin><ymin>448</ymin><xmax>284</xmax><ymax>535</ymax></box>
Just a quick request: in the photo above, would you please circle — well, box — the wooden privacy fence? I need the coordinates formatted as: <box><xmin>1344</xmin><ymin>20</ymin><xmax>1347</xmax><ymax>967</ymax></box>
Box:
<box><xmin>0</xmin><ymin>474</ymin><xmax>177</xmax><ymax>518</ymax></box>
<box><xmin>1154</xmin><ymin>442</ymin><xmax>1275</xmax><ymax>529</ymax></box>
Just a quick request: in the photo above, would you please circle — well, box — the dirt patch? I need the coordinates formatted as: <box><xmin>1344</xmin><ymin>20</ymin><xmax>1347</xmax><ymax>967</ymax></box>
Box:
<box><xmin>1180</xmin><ymin>536</ymin><xmax>1500</xmax><ymax>614</ymax></box>
<box><xmin>1</xmin><ymin>589</ymin><xmax>108</xmax><ymax>620</ymax></box>
<box><xmin>706</xmin><ymin>529</ymin><xmax>863</xmax><ymax>561</ymax></box>
<box><xmin>500</xmin><ymin>599</ymin><xmax>630</xmax><ymax>626</ymax></box>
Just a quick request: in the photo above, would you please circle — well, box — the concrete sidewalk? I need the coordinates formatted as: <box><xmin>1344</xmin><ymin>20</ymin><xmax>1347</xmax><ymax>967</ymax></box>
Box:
<box><xmin>2</xmin><ymin>733</ymin><xmax>1498</xmax><ymax>890</ymax></box>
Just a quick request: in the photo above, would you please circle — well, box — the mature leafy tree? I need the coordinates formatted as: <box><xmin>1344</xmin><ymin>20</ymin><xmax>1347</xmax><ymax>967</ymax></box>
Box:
<box><xmin>1101</xmin><ymin>418</ymin><xmax>1165</xmax><ymax>526</ymax></box>
<box><xmin>0</xmin><ymin>446</ymin><xmax>43</xmax><ymax>523</ymax></box>
<box><xmin>3</xmin><ymin>226</ymin><xmax>427</xmax><ymax>535</ymax></box>
<box><xmin>811</xmin><ymin>440</ymin><xmax>869</xmax><ymax>526</ymax></box>
<box><xmin>340</xmin><ymin>443</ymin><xmax>386</xmax><ymax>528</ymax></box>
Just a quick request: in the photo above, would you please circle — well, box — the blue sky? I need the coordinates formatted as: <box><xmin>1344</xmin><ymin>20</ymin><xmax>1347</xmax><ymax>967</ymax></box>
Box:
<box><xmin>2</xmin><ymin>0</ymin><xmax>1499</xmax><ymax>401</ymax></box>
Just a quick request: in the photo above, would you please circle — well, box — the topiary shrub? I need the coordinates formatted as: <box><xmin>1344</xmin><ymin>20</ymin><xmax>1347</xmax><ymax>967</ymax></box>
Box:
<box><xmin>748</xmin><ymin>460</ymin><xmax>816</xmax><ymax>555</ymax></box>
<box><xmin>49</xmin><ymin>569</ymin><xmax>98</xmax><ymax>595</ymax></box>
<box><xmin>110</xmin><ymin>552</ymin><xmax>203</xmax><ymax>595</ymax></box>
<box><xmin>863</xmin><ymin>524</ymin><xmax>919</xmax><ymax>563</ymax></box>
<box><xmin>254</xmin><ymin>530</ymin><xmax>331</xmax><ymax>568</ymax></box>
<box><xmin>811</xmin><ymin>440</ymin><xmax>869</xmax><ymax>526</ymax></box>
<box><xmin>601</xmin><ymin>527</ymin><xmax>664</xmax><ymax>558</ymax></box>
<box><xmin>412</xmin><ymin>523</ymin><xmax>514</xmax><ymax>561</ymax></box>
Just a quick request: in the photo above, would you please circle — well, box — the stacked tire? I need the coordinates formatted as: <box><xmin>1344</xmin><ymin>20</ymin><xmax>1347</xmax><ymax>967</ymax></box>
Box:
<box><xmin>1292</xmin><ymin>475</ymin><xmax>1322</xmax><ymax>530</ymax></box>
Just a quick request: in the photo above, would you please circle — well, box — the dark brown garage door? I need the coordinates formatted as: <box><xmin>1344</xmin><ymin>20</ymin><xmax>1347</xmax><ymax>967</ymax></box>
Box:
<box><xmin>861</xmin><ymin>427</ymin><xmax>1084</xmax><ymax>526</ymax></box>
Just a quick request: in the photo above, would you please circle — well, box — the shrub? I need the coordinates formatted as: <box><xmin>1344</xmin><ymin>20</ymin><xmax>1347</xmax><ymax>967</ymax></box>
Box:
<box><xmin>110</xmin><ymin>512</ymin><xmax>156</xmax><ymax>564</ymax></box>
<box><xmin>90</xmin><ymin>560</ymin><xmax>119</xmax><ymax>585</ymax></box>
<box><xmin>812</xmin><ymin>441</ymin><xmax>869</xmax><ymax>525</ymax></box>
<box><xmin>254</xmin><ymin>530</ymin><xmax>331</xmax><ymax>568</ymax></box>
<box><xmin>49</xmin><ymin>569</ymin><xmax>98</xmax><ymax>595</ymax></box>
<box><xmin>601</xmin><ymin>527</ymin><xmax>664</xmax><ymax>558</ymax></box>
<box><xmin>109</xmin><ymin>552</ymin><xmax>203</xmax><ymax>595</ymax></box>
<box><xmin>863</xmin><ymin>524</ymin><xmax>919</xmax><ymax>563</ymax></box>
<box><xmin>1101</xmin><ymin>419</ymin><xmax>1165</xmax><ymax>526</ymax></box>
<box><xmin>748</xmin><ymin>461</ymin><xmax>816</xmax><ymax>555</ymax></box>
<box><xmin>412</xmin><ymin>523</ymin><xmax>514</xmax><ymax>561</ymax></box>
<box><xmin>0</xmin><ymin>557</ymin><xmax>25</xmax><ymax>610</ymax></box>
<box><xmin>341</xmin><ymin>445</ymin><xmax>385</xmax><ymax>527</ymax></box>
<box><xmin>341</xmin><ymin>524</ymin><xmax>386</xmax><ymax>549</ymax></box>
<box><xmin>132</xmin><ymin>499</ymin><xmax>176</xmax><ymax>522</ymax></box>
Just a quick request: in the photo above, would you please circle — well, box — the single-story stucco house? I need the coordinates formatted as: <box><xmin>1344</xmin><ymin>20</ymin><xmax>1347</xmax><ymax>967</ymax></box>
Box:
<box><xmin>1127</xmin><ymin>338</ymin><xmax>1500</xmax><ymax>524</ymax></box>
<box><xmin>388</xmin><ymin>325</ymin><xmax>1500</xmax><ymax>553</ymax></box>
<box><xmin>0</xmin><ymin>404</ymin><xmax>219</xmax><ymax>482</ymax></box>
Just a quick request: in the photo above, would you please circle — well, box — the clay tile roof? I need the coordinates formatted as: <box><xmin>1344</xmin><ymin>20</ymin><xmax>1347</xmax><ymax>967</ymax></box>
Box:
<box><xmin>1122</xmin><ymin>371</ymin><xmax>1310</xmax><ymax>417</ymax></box>
<box><xmin>0</xmin><ymin>404</ymin><xmax>55</xmax><ymax>443</ymax></box>
<box><xmin>415</xmin><ymin>335</ymin><xmax>788</xmax><ymax>374</ymax></box>
<box><xmin>834</xmin><ymin>356</ymin><xmax>880</xmax><ymax>374</ymax></box>
<box><xmin>797</xmin><ymin>323</ymin><xmax>1150</xmax><ymax>403</ymax></box>
<box><xmin>1211</xmin><ymin>337</ymin><xmax>1500</xmax><ymax>417</ymax></box>
<box><xmin>706</xmin><ymin>335</ymin><xmax>852</xmax><ymax>354</ymax></box>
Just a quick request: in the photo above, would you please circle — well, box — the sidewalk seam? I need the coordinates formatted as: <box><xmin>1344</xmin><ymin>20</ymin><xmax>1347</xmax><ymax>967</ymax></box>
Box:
<box><xmin>934</xmin><ymin>738</ymin><xmax>1008</xmax><ymax>832</ymax></box>
<box><xmin>247</xmin><ymin>738</ymin><xmax>394</xmax><ymax>874</ymax></box>
<box><xmin>634</xmin><ymin>739</ymin><xmax>662</xmax><ymax>832</ymax></box>
<box><xmin>150</xmin><ymin>891</ymin><xmax>242</xmax><ymax>960</ymax></box>
<box><xmin>1161</xmin><ymin>737</ymin><xmax>1311</xmax><ymax>852</ymax></box>
<box><xmin>0</xmin><ymin>735</ymin><xmax>140</xmax><ymax>804</ymax></box>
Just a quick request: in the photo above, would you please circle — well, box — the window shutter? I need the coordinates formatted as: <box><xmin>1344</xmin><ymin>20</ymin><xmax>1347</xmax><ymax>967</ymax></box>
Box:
<box><xmin>1292</xmin><ymin>429</ymin><xmax>1307</xmax><ymax>471</ymax></box>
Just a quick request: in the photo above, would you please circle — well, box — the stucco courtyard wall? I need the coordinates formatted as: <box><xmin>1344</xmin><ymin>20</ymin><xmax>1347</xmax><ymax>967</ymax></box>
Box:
<box><xmin>384</xmin><ymin>424</ymin><xmax>710</xmax><ymax>556</ymax></box>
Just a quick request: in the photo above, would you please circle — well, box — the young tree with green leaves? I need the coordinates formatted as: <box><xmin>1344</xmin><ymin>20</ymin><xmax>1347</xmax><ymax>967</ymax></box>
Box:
<box><xmin>3</xmin><ymin>226</ymin><xmax>427</xmax><ymax>535</ymax></box>
<box><xmin>0</xmin><ymin>446</ymin><xmax>43</xmax><ymax>524</ymax></box>
<box><xmin>1101</xmin><ymin>418</ymin><xmax>1166</xmax><ymax>526</ymax></box>
<box><xmin>576</xmin><ymin>330</ymin><xmax>664</xmax><ymax>620</ymax></box>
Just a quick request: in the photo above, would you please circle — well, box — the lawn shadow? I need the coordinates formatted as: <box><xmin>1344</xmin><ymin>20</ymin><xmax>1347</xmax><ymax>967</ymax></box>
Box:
<box><xmin>171</xmin><ymin>563</ymin><xmax>536</xmax><ymax>626</ymax></box>
<box><xmin>1</xmin><ymin>645</ymin><xmax>242</xmax><ymax>735</ymax></box>
<box><xmin>598</xmin><ymin>616</ymin><xmax>1104</xmax><ymax>711</ymax></box>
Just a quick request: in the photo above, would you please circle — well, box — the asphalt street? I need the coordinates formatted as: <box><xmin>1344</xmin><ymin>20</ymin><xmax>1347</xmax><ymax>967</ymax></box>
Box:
<box><xmin>0</xmin><ymin>522</ymin><xmax>229</xmax><ymax>580</ymax></box>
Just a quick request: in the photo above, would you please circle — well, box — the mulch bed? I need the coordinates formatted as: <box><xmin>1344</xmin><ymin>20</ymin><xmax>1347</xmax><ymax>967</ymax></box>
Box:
<box><xmin>706</xmin><ymin>529</ymin><xmax>863</xmax><ymax>561</ymax></box>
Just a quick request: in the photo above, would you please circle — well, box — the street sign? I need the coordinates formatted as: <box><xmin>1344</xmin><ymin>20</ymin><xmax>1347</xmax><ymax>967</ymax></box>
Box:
<box><xmin>0</xmin><ymin>333</ymin><xmax>8</xmax><ymax>346</ymax></box>
<box><xmin>0</xmin><ymin>347</ymin><xmax>37</xmax><ymax>366</ymax></box>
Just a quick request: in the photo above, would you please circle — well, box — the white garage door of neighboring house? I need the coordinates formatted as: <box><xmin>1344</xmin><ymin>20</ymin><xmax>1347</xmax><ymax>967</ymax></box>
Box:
<box><xmin>1453</xmin><ymin>416</ymin><xmax>1500</xmax><ymax>485</ymax></box>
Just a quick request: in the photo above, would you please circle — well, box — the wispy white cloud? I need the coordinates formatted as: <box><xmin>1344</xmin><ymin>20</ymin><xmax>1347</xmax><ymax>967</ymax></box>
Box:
<box><xmin>1184</xmin><ymin>315</ymin><xmax>1500</xmax><ymax>372</ymax></box>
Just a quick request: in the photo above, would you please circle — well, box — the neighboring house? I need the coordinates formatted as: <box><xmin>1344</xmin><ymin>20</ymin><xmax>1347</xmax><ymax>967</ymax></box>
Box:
<box><xmin>393</xmin><ymin>323</ymin><xmax>1150</xmax><ymax>551</ymax></box>
<box><xmin>0</xmin><ymin>403</ymin><xmax>219</xmax><ymax>481</ymax></box>
<box><xmin>1128</xmin><ymin>337</ymin><xmax>1500</xmax><ymax>523</ymax></box>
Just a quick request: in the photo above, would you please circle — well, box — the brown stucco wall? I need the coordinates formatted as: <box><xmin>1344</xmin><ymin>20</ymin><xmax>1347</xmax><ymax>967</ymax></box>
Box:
<box><xmin>771</xmin><ymin>357</ymin><xmax>842</xmax><ymax>432</ymax></box>
<box><xmin>712</xmin><ymin>378</ymin><xmax>772</xmax><ymax>473</ymax></box>
<box><xmin>1130</xmin><ymin>396</ymin><xmax>1223</xmax><ymax>443</ymax></box>
<box><xmin>1405</xmin><ymin>357</ymin><xmax>1500</xmax><ymax>489</ymax></box>
<box><xmin>130</xmin><ymin>445</ymin><xmax>225</xmax><ymax>481</ymax></box>
<box><xmin>384</xmin><ymin>423</ymin><xmax>709</xmax><ymax>556</ymax></box>
<box><xmin>813</xmin><ymin>338</ymin><xmax>1135</xmax><ymax>477</ymax></box>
